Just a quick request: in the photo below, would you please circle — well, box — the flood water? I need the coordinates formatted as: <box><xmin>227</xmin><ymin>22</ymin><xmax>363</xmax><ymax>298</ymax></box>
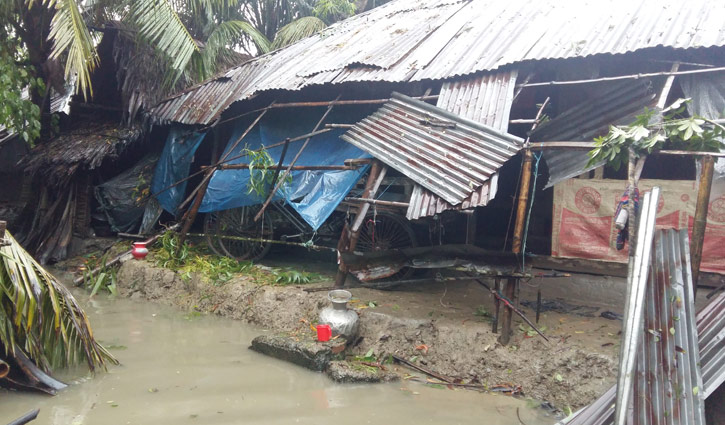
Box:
<box><xmin>1</xmin><ymin>293</ymin><xmax>556</xmax><ymax>424</ymax></box>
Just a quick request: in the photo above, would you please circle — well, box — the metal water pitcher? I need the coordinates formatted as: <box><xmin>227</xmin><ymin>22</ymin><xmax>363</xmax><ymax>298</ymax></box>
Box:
<box><xmin>319</xmin><ymin>289</ymin><xmax>359</xmax><ymax>339</ymax></box>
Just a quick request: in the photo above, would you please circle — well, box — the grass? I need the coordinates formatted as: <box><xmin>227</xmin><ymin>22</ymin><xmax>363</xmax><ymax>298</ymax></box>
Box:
<box><xmin>151</xmin><ymin>231</ymin><xmax>320</xmax><ymax>286</ymax></box>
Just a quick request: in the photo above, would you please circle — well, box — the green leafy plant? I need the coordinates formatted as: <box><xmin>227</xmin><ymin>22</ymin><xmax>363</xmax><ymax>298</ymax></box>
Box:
<box><xmin>153</xmin><ymin>231</ymin><xmax>253</xmax><ymax>285</ymax></box>
<box><xmin>0</xmin><ymin>231</ymin><xmax>116</xmax><ymax>371</ymax></box>
<box><xmin>0</xmin><ymin>38</ymin><xmax>43</xmax><ymax>146</ymax></box>
<box><xmin>519</xmin><ymin>324</ymin><xmax>547</xmax><ymax>337</ymax></box>
<box><xmin>587</xmin><ymin>98</ymin><xmax>725</xmax><ymax>170</ymax></box>
<box><xmin>273</xmin><ymin>269</ymin><xmax>317</xmax><ymax>285</ymax></box>
<box><xmin>81</xmin><ymin>251</ymin><xmax>118</xmax><ymax>296</ymax></box>
<box><xmin>244</xmin><ymin>146</ymin><xmax>292</xmax><ymax>197</ymax></box>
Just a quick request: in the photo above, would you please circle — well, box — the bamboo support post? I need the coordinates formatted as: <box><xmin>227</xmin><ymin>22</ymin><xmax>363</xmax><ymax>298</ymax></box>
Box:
<box><xmin>334</xmin><ymin>160</ymin><xmax>387</xmax><ymax>288</ymax></box>
<box><xmin>500</xmin><ymin>149</ymin><xmax>533</xmax><ymax>345</ymax></box>
<box><xmin>254</xmin><ymin>95</ymin><xmax>341</xmax><ymax>222</ymax></box>
<box><xmin>691</xmin><ymin>155</ymin><xmax>715</xmax><ymax>293</ymax></box>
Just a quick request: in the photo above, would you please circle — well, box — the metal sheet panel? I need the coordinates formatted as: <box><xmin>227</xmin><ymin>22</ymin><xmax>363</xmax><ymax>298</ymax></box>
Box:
<box><xmin>150</xmin><ymin>0</ymin><xmax>725</xmax><ymax>125</ymax></box>
<box><xmin>535</xmin><ymin>79</ymin><xmax>658</xmax><ymax>188</ymax></box>
<box><xmin>633</xmin><ymin>229</ymin><xmax>705</xmax><ymax>425</ymax></box>
<box><xmin>561</xmin><ymin>233</ymin><xmax>725</xmax><ymax>425</ymax></box>
<box><xmin>341</xmin><ymin>92</ymin><xmax>523</xmax><ymax>205</ymax></box>
<box><xmin>404</xmin><ymin>71</ymin><xmax>518</xmax><ymax>219</ymax></box>
<box><xmin>614</xmin><ymin>187</ymin><xmax>660</xmax><ymax>425</ymax></box>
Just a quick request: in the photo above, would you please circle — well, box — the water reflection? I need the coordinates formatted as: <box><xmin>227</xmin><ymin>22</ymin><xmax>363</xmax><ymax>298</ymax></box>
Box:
<box><xmin>1</xmin><ymin>293</ymin><xmax>555</xmax><ymax>424</ymax></box>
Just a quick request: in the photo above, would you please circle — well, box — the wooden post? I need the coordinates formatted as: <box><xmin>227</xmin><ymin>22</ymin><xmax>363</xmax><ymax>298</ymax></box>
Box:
<box><xmin>465</xmin><ymin>210</ymin><xmax>477</xmax><ymax>245</ymax></box>
<box><xmin>691</xmin><ymin>155</ymin><xmax>714</xmax><ymax>294</ymax></box>
<box><xmin>334</xmin><ymin>161</ymin><xmax>386</xmax><ymax>287</ymax></box>
<box><xmin>500</xmin><ymin>149</ymin><xmax>533</xmax><ymax>345</ymax></box>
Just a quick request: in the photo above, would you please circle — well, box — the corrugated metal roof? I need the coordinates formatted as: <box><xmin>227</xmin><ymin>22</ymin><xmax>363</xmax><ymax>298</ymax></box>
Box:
<box><xmin>404</xmin><ymin>70</ymin><xmax>517</xmax><ymax>219</ymax></box>
<box><xmin>150</xmin><ymin>0</ymin><xmax>725</xmax><ymax>125</ymax></box>
<box><xmin>341</xmin><ymin>92</ymin><xmax>523</xmax><ymax>205</ymax></box>
<box><xmin>536</xmin><ymin>78</ymin><xmax>659</xmax><ymax>188</ymax></box>
<box><xmin>633</xmin><ymin>228</ymin><xmax>705</xmax><ymax>425</ymax></box>
<box><xmin>436</xmin><ymin>70</ymin><xmax>518</xmax><ymax>129</ymax></box>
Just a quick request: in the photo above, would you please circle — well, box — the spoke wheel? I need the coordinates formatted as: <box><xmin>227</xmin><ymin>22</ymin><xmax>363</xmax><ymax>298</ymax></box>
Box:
<box><xmin>356</xmin><ymin>212</ymin><xmax>416</xmax><ymax>281</ymax></box>
<box><xmin>216</xmin><ymin>206</ymin><xmax>273</xmax><ymax>261</ymax></box>
<box><xmin>203</xmin><ymin>212</ymin><xmax>224</xmax><ymax>256</ymax></box>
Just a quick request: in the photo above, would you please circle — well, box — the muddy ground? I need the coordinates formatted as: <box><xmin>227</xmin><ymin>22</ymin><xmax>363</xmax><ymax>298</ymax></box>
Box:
<box><xmin>91</xmin><ymin>249</ymin><xmax>626</xmax><ymax>413</ymax></box>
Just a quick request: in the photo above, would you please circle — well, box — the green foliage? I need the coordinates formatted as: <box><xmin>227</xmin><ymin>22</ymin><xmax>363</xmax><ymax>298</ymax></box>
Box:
<box><xmin>313</xmin><ymin>0</ymin><xmax>355</xmax><ymax>24</ymax></box>
<box><xmin>0</xmin><ymin>39</ymin><xmax>43</xmax><ymax>146</ymax></box>
<box><xmin>0</xmin><ymin>231</ymin><xmax>116</xmax><ymax>371</ymax></box>
<box><xmin>47</xmin><ymin>0</ymin><xmax>99</xmax><ymax>98</ymax></box>
<box><xmin>244</xmin><ymin>146</ymin><xmax>292</xmax><ymax>196</ymax></box>
<box><xmin>271</xmin><ymin>16</ymin><xmax>326</xmax><ymax>49</ymax></box>
<box><xmin>273</xmin><ymin>269</ymin><xmax>318</xmax><ymax>285</ymax></box>
<box><xmin>587</xmin><ymin>98</ymin><xmax>725</xmax><ymax>170</ymax></box>
<box><xmin>81</xmin><ymin>251</ymin><xmax>118</xmax><ymax>296</ymax></box>
<box><xmin>153</xmin><ymin>231</ymin><xmax>252</xmax><ymax>285</ymax></box>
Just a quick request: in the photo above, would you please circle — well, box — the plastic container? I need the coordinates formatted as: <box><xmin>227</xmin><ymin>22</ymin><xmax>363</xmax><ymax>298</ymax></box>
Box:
<box><xmin>317</xmin><ymin>324</ymin><xmax>332</xmax><ymax>342</ymax></box>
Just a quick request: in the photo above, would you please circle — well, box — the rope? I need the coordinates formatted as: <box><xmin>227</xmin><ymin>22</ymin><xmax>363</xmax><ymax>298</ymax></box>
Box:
<box><xmin>521</xmin><ymin>151</ymin><xmax>543</xmax><ymax>270</ymax></box>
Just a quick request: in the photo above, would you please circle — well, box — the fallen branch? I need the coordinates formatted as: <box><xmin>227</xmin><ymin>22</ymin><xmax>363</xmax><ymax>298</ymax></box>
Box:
<box><xmin>391</xmin><ymin>354</ymin><xmax>453</xmax><ymax>383</ymax></box>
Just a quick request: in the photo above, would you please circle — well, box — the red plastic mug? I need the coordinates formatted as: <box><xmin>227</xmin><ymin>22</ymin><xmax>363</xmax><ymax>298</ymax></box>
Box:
<box><xmin>317</xmin><ymin>324</ymin><xmax>331</xmax><ymax>342</ymax></box>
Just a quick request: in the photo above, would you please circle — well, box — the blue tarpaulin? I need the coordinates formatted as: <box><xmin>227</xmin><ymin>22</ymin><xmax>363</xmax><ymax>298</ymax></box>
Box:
<box><xmin>199</xmin><ymin>109</ymin><xmax>371</xmax><ymax>230</ymax></box>
<box><xmin>151</xmin><ymin>126</ymin><xmax>207</xmax><ymax>214</ymax></box>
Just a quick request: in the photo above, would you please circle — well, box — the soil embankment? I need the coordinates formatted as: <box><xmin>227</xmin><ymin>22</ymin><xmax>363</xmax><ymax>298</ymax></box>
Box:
<box><xmin>116</xmin><ymin>259</ymin><xmax>620</xmax><ymax>411</ymax></box>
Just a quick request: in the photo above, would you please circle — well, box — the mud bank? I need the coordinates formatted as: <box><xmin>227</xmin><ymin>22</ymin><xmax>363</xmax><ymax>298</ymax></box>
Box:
<box><xmin>117</xmin><ymin>259</ymin><xmax>618</xmax><ymax>410</ymax></box>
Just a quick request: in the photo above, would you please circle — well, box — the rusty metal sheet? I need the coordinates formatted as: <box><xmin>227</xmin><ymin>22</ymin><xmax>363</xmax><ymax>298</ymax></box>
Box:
<box><xmin>561</xmin><ymin>232</ymin><xmax>725</xmax><ymax>425</ymax></box>
<box><xmin>341</xmin><ymin>92</ymin><xmax>523</xmax><ymax>206</ymax></box>
<box><xmin>149</xmin><ymin>0</ymin><xmax>725</xmax><ymax>125</ymax></box>
<box><xmin>404</xmin><ymin>70</ymin><xmax>517</xmax><ymax>219</ymax></box>
<box><xmin>633</xmin><ymin>228</ymin><xmax>705</xmax><ymax>425</ymax></box>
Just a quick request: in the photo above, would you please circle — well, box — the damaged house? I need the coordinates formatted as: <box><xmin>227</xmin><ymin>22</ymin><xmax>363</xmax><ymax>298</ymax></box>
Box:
<box><xmin>146</xmin><ymin>0</ymin><xmax>725</xmax><ymax>283</ymax></box>
<box><xmin>143</xmin><ymin>0</ymin><xmax>725</xmax><ymax>421</ymax></box>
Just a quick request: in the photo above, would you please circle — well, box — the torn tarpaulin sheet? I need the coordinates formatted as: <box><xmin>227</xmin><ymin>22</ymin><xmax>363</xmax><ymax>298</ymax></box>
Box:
<box><xmin>199</xmin><ymin>108</ymin><xmax>371</xmax><ymax>230</ymax></box>
<box><xmin>94</xmin><ymin>154</ymin><xmax>159</xmax><ymax>233</ymax></box>
<box><xmin>150</xmin><ymin>126</ymin><xmax>207</xmax><ymax>214</ymax></box>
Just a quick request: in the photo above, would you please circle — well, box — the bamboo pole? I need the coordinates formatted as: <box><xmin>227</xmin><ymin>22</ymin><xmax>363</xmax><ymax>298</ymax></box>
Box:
<box><xmin>517</xmin><ymin>65</ymin><xmax>725</xmax><ymax>89</ymax></box>
<box><xmin>334</xmin><ymin>160</ymin><xmax>386</xmax><ymax>288</ymax></box>
<box><xmin>254</xmin><ymin>95</ymin><xmax>341</xmax><ymax>222</ymax></box>
<box><xmin>213</xmin><ymin>164</ymin><xmax>360</xmax><ymax>171</ymax></box>
<box><xmin>691</xmin><ymin>155</ymin><xmax>715</xmax><ymax>293</ymax></box>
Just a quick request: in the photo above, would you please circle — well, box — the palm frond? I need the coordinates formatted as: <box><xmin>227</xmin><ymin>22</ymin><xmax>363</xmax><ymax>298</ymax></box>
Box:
<box><xmin>130</xmin><ymin>0</ymin><xmax>200</xmax><ymax>83</ymax></box>
<box><xmin>45</xmin><ymin>0</ymin><xmax>99</xmax><ymax>99</ymax></box>
<box><xmin>0</xmin><ymin>232</ymin><xmax>116</xmax><ymax>372</ymax></box>
<box><xmin>271</xmin><ymin>16</ymin><xmax>325</xmax><ymax>50</ymax></box>
<box><xmin>200</xmin><ymin>19</ymin><xmax>270</xmax><ymax>77</ymax></box>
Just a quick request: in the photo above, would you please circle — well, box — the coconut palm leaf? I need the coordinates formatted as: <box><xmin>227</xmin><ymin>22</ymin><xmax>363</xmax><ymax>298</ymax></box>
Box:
<box><xmin>271</xmin><ymin>16</ymin><xmax>325</xmax><ymax>50</ymax></box>
<box><xmin>130</xmin><ymin>0</ymin><xmax>200</xmax><ymax>83</ymax></box>
<box><xmin>0</xmin><ymin>232</ymin><xmax>116</xmax><ymax>372</ymax></box>
<box><xmin>200</xmin><ymin>19</ymin><xmax>270</xmax><ymax>77</ymax></box>
<box><xmin>45</xmin><ymin>0</ymin><xmax>99</xmax><ymax>99</ymax></box>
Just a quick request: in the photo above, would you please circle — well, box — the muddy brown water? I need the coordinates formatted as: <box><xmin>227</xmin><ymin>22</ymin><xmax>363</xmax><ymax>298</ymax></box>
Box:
<box><xmin>1</xmin><ymin>293</ymin><xmax>556</xmax><ymax>424</ymax></box>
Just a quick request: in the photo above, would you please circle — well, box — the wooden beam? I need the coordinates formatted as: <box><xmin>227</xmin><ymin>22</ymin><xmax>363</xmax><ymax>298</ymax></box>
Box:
<box><xmin>691</xmin><ymin>155</ymin><xmax>715</xmax><ymax>293</ymax></box>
